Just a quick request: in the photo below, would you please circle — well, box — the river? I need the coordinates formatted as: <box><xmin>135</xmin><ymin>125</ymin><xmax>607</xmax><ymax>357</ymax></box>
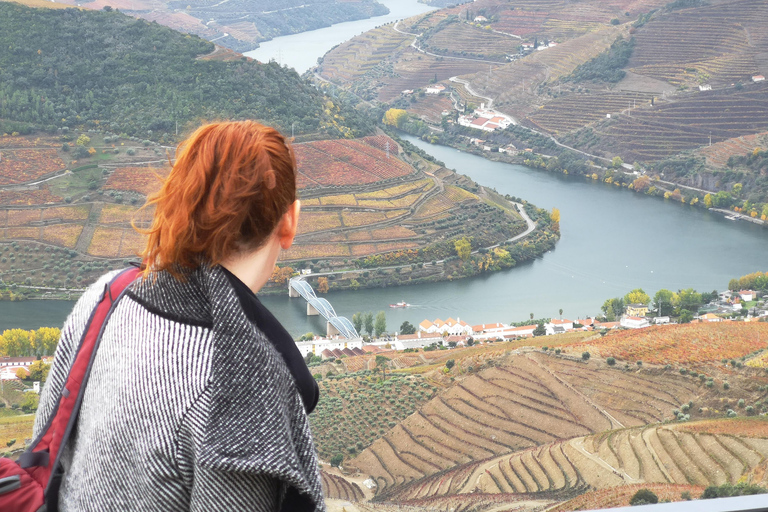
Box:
<box><xmin>5</xmin><ymin>138</ymin><xmax>768</xmax><ymax>336</ymax></box>
<box><xmin>243</xmin><ymin>0</ymin><xmax>434</xmax><ymax>74</ymax></box>
<box><xmin>3</xmin><ymin>3</ymin><xmax>768</xmax><ymax>336</ymax></box>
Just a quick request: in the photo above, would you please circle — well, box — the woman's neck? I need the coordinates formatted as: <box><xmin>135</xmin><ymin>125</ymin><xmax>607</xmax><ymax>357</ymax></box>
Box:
<box><xmin>220</xmin><ymin>236</ymin><xmax>281</xmax><ymax>294</ymax></box>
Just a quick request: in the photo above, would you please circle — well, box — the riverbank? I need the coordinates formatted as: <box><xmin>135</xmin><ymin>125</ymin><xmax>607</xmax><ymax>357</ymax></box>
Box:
<box><xmin>398</xmin><ymin>122</ymin><xmax>768</xmax><ymax>230</ymax></box>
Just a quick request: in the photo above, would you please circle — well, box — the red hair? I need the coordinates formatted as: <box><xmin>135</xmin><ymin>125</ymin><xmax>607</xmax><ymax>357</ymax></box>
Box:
<box><xmin>137</xmin><ymin>120</ymin><xmax>296</xmax><ymax>277</ymax></box>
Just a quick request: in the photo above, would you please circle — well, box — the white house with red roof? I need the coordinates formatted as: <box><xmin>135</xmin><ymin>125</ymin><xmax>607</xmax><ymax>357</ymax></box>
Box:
<box><xmin>620</xmin><ymin>316</ymin><xmax>650</xmax><ymax>329</ymax></box>
<box><xmin>739</xmin><ymin>290</ymin><xmax>756</xmax><ymax>301</ymax></box>
<box><xmin>425</xmin><ymin>84</ymin><xmax>446</xmax><ymax>95</ymax></box>
<box><xmin>545</xmin><ymin>318</ymin><xmax>574</xmax><ymax>334</ymax></box>
<box><xmin>752</xmin><ymin>75</ymin><xmax>765</xmax><ymax>82</ymax></box>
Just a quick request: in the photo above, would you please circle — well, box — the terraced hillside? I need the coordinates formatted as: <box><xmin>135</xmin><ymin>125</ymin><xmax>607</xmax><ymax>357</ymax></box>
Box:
<box><xmin>1</xmin><ymin>131</ymin><xmax>532</xmax><ymax>293</ymax></box>
<box><xmin>564</xmin><ymin>83</ymin><xmax>768</xmax><ymax>162</ymax></box>
<box><xmin>349</xmin><ymin>351</ymin><xmax>704</xmax><ymax>496</ymax></box>
<box><xmin>381</xmin><ymin>418</ymin><xmax>768</xmax><ymax>504</ymax></box>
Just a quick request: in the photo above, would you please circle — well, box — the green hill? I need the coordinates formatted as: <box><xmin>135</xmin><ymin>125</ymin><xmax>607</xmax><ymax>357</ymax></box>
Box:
<box><xmin>0</xmin><ymin>2</ymin><xmax>375</xmax><ymax>143</ymax></box>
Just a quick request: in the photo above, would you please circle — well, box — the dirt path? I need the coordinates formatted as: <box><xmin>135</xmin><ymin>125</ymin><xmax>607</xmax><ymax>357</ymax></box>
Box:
<box><xmin>525</xmin><ymin>354</ymin><xmax>625</xmax><ymax>430</ymax></box>
<box><xmin>570</xmin><ymin>437</ymin><xmax>637</xmax><ymax>483</ymax></box>
<box><xmin>642</xmin><ymin>427</ymin><xmax>674</xmax><ymax>483</ymax></box>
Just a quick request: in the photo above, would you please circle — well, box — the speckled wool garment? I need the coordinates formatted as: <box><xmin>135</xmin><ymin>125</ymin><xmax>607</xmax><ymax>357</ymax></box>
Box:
<box><xmin>33</xmin><ymin>266</ymin><xmax>325</xmax><ymax>512</ymax></box>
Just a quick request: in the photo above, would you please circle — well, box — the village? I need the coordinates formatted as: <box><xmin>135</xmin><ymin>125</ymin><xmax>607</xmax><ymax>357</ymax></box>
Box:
<box><xmin>294</xmin><ymin>288</ymin><xmax>767</xmax><ymax>359</ymax></box>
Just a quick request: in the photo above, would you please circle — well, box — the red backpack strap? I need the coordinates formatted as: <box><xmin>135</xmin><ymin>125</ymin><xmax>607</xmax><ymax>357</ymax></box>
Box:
<box><xmin>18</xmin><ymin>266</ymin><xmax>141</xmax><ymax>496</ymax></box>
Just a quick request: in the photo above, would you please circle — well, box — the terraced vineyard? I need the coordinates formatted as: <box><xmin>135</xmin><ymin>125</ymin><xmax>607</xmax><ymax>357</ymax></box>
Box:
<box><xmin>381</xmin><ymin>419</ymin><xmax>768</xmax><ymax>503</ymax></box>
<box><xmin>527</xmin><ymin>91</ymin><xmax>655</xmax><ymax>134</ymax></box>
<box><xmin>320</xmin><ymin>470</ymin><xmax>366</xmax><ymax>501</ymax></box>
<box><xmin>581</xmin><ymin>83</ymin><xmax>768</xmax><ymax>162</ymax></box>
<box><xmin>628</xmin><ymin>0</ymin><xmax>768</xmax><ymax>87</ymax></box>
<box><xmin>549</xmin><ymin>484</ymin><xmax>706</xmax><ymax>511</ymax></box>
<box><xmin>350</xmin><ymin>351</ymin><xmax>704</xmax><ymax>496</ymax></box>
<box><xmin>696</xmin><ymin>132</ymin><xmax>768</xmax><ymax>168</ymax></box>
<box><xmin>572</xmin><ymin>322</ymin><xmax>768</xmax><ymax>365</ymax></box>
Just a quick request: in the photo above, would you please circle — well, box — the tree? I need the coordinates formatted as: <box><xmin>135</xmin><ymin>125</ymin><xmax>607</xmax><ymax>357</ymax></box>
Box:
<box><xmin>454</xmin><ymin>237</ymin><xmax>471</xmax><ymax>261</ymax></box>
<box><xmin>352</xmin><ymin>313</ymin><xmax>363</xmax><ymax>334</ymax></box>
<box><xmin>20</xmin><ymin>392</ymin><xmax>39</xmax><ymax>412</ymax></box>
<box><xmin>15</xmin><ymin>367</ymin><xmax>29</xmax><ymax>380</ymax></box>
<box><xmin>679</xmin><ymin>309</ymin><xmax>694</xmax><ymax>323</ymax></box>
<box><xmin>582</xmin><ymin>351</ymin><xmax>591</xmax><ymax>361</ymax></box>
<box><xmin>28</xmin><ymin>360</ymin><xmax>51</xmax><ymax>382</ymax></box>
<box><xmin>654</xmin><ymin>289</ymin><xmax>674</xmax><ymax>316</ymax></box>
<box><xmin>559</xmin><ymin>308</ymin><xmax>563</xmax><ymax>319</ymax></box>
<box><xmin>703</xmin><ymin>193</ymin><xmax>713</xmax><ymax>208</ymax></box>
<box><xmin>364</xmin><ymin>312</ymin><xmax>374</xmax><ymax>336</ymax></box>
<box><xmin>374</xmin><ymin>311</ymin><xmax>386</xmax><ymax>337</ymax></box>
<box><xmin>607</xmin><ymin>357</ymin><xmax>616</xmax><ymax>366</ymax></box>
<box><xmin>533</xmin><ymin>323</ymin><xmax>546</xmax><ymax>336</ymax></box>
<box><xmin>445</xmin><ymin>359</ymin><xmax>455</xmax><ymax>369</ymax></box>
<box><xmin>530</xmin><ymin>313</ymin><xmax>534</xmax><ymax>320</ymax></box>
<box><xmin>330</xmin><ymin>454</ymin><xmax>344</xmax><ymax>467</ymax></box>
<box><xmin>676</xmin><ymin>288</ymin><xmax>702</xmax><ymax>311</ymax></box>
<box><xmin>551</xmin><ymin>208</ymin><xmax>561</xmax><ymax>224</ymax></box>
<box><xmin>317</xmin><ymin>277</ymin><xmax>329</xmax><ymax>294</ymax></box>
<box><xmin>399</xmin><ymin>321</ymin><xmax>416</xmax><ymax>335</ymax></box>
<box><xmin>382</xmin><ymin>108</ymin><xmax>408</xmax><ymax>128</ymax></box>
<box><xmin>630</xmin><ymin>489</ymin><xmax>658</xmax><ymax>506</ymax></box>
<box><xmin>624</xmin><ymin>288</ymin><xmax>650</xmax><ymax>306</ymax></box>
<box><xmin>76</xmin><ymin>134</ymin><xmax>90</xmax><ymax>146</ymax></box>
<box><xmin>601</xmin><ymin>298</ymin><xmax>624</xmax><ymax>321</ymax></box>
<box><xmin>612</xmin><ymin>156</ymin><xmax>623</xmax><ymax>168</ymax></box>
<box><xmin>732</xmin><ymin>183</ymin><xmax>743</xmax><ymax>197</ymax></box>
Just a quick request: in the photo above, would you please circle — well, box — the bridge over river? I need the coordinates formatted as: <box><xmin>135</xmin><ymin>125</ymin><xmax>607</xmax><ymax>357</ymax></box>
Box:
<box><xmin>289</xmin><ymin>277</ymin><xmax>359</xmax><ymax>338</ymax></box>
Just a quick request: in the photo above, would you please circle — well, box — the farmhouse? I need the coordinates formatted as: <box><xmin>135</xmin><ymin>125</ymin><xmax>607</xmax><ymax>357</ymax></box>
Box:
<box><xmin>739</xmin><ymin>290</ymin><xmax>756</xmax><ymax>301</ymax></box>
<box><xmin>457</xmin><ymin>107</ymin><xmax>514</xmax><ymax>132</ymax></box>
<box><xmin>546</xmin><ymin>318</ymin><xmax>574</xmax><ymax>333</ymax></box>
<box><xmin>0</xmin><ymin>356</ymin><xmax>52</xmax><ymax>380</ymax></box>
<box><xmin>699</xmin><ymin>84</ymin><xmax>712</xmax><ymax>91</ymax></box>
<box><xmin>620</xmin><ymin>316</ymin><xmax>650</xmax><ymax>329</ymax></box>
<box><xmin>752</xmin><ymin>75</ymin><xmax>765</xmax><ymax>82</ymax></box>
<box><xmin>473</xmin><ymin>15</ymin><xmax>488</xmax><ymax>22</ymax></box>
<box><xmin>425</xmin><ymin>84</ymin><xmax>446</xmax><ymax>95</ymax></box>
<box><xmin>698</xmin><ymin>313</ymin><xmax>722</xmax><ymax>322</ymax></box>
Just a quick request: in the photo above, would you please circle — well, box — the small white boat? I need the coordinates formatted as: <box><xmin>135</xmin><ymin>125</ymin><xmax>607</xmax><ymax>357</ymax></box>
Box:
<box><xmin>389</xmin><ymin>301</ymin><xmax>410</xmax><ymax>308</ymax></box>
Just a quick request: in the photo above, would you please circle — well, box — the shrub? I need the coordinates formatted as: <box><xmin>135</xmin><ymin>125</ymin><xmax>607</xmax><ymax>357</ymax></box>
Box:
<box><xmin>582</xmin><ymin>351</ymin><xmax>591</xmax><ymax>361</ymax></box>
<box><xmin>738</xmin><ymin>398</ymin><xmax>745</xmax><ymax>408</ymax></box>
<box><xmin>630</xmin><ymin>488</ymin><xmax>658</xmax><ymax>506</ymax></box>
<box><xmin>701</xmin><ymin>483</ymin><xmax>768</xmax><ymax>499</ymax></box>
<box><xmin>723</xmin><ymin>381</ymin><xmax>730</xmax><ymax>390</ymax></box>
<box><xmin>606</xmin><ymin>357</ymin><xmax>616</xmax><ymax>366</ymax></box>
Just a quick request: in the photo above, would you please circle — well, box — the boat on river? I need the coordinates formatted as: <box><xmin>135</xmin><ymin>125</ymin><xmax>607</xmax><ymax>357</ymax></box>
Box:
<box><xmin>389</xmin><ymin>301</ymin><xmax>410</xmax><ymax>308</ymax></box>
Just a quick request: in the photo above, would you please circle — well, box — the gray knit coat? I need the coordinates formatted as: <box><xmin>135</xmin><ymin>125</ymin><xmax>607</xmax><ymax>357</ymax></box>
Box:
<box><xmin>33</xmin><ymin>265</ymin><xmax>325</xmax><ymax>511</ymax></box>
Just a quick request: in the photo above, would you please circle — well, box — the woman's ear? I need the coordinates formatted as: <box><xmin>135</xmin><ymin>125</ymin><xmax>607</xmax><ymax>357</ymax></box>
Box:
<box><xmin>278</xmin><ymin>200</ymin><xmax>301</xmax><ymax>250</ymax></box>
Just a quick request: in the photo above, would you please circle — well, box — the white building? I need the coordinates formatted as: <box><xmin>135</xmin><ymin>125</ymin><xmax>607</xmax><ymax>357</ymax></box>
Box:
<box><xmin>294</xmin><ymin>337</ymin><xmax>363</xmax><ymax>358</ymax></box>
<box><xmin>752</xmin><ymin>75</ymin><xmax>765</xmax><ymax>82</ymax></box>
<box><xmin>420</xmin><ymin>318</ymin><xmax>472</xmax><ymax>336</ymax></box>
<box><xmin>425</xmin><ymin>84</ymin><xmax>446</xmax><ymax>95</ymax></box>
<box><xmin>393</xmin><ymin>332</ymin><xmax>444</xmax><ymax>350</ymax></box>
<box><xmin>620</xmin><ymin>316</ymin><xmax>650</xmax><ymax>329</ymax></box>
<box><xmin>545</xmin><ymin>319</ymin><xmax>574</xmax><ymax>334</ymax></box>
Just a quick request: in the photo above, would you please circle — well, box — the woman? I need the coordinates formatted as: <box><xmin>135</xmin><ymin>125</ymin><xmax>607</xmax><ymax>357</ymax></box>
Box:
<box><xmin>33</xmin><ymin>121</ymin><xmax>324</xmax><ymax>511</ymax></box>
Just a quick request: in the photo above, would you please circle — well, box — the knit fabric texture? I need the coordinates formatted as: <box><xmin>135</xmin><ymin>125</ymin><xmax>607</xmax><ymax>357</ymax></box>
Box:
<box><xmin>33</xmin><ymin>265</ymin><xmax>325</xmax><ymax>511</ymax></box>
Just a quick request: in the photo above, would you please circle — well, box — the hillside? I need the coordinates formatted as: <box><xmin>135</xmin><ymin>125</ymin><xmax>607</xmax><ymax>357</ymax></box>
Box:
<box><xmin>317</xmin><ymin>0</ymin><xmax>768</xmax><ymax>213</ymax></box>
<box><xmin>0</xmin><ymin>130</ymin><xmax>551</xmax><ymax>296</ymax></box>
<box><xmin>305</xmin><ymin>335</ymin><xmax>768</xmax><ymax>510</ymax></box>
<box><xmin>5</xmin><ymin>0</ymin><xmax>389</xmax><ymax>53</ymax></box>
<box><xmin>0</xmin><ymin>2</ymin><xmax>375</xmax><ymax>142</ymax></box>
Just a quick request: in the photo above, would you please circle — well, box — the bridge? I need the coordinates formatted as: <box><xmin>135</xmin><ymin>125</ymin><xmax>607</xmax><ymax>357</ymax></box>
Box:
<box><xmin>289</xmin><ymin>278</ymin><xmax>359</xmax><ymax>339</ymax></box>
